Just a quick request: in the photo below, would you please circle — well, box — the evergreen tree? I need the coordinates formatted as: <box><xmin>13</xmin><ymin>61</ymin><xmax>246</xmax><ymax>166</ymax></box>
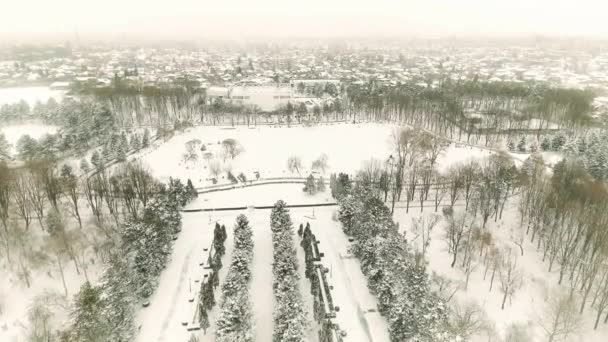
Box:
<box><xmin>200</xmin><ymin>309</ymin><xmax>210</xmax><ymax>335</ymax></box>
<box><xmin>130</xmin><ymin>133</ymin><xmax>141</xmax><ymax>151</ymax></box>
<box><xmin>16</xmin><ymin>134</ymin><xmax>39</xmax><ymax>161</ymax></box>
<box><xmin>79</xmin><ymin>158</ymin><xmax>90</xmax><ymax>174</ymax></box>
<box><xmin>303</xmin><ymin>174</ymin><xmax>316</xmax><ymax>195</ymax></box>
<box><xmin>507</xmin><ymin>140</ymin><xmax>515</xmax><ymax>151</ymax></box>
<box><xmin>68</xmin><ymin>282</ymin><xmax>109</xmax><ymax>342</ymax></box>
<box><xmin>540</xmin><ymin>137</ymin><xmax>551</xmax><ymax>151</ymax></box>
<box><xmin>91</xmin><ymin>150</ymin><xmax>102</xmax><ymax>171</ymax></box>
<box><xmin>316</xmin><ymin>176</ymin><xmax>326</xmax><ymax>192</ymax></box>
<box><xmin>142</xmin><ymin>128</ymin><xmax>151</xmax><ymax>148</ymax></box>
<box><xmin>517</xmin><ymin>136</ymin><xmax>527</xmax><ymax>152</ymax></box>
<box><xmin>0</xmin><ymin>132</ymin><xmax>9</xmax><ymax>160</ymax></box>
<box><xmin>551</xmin><ymin>133</ymin><xmax>566</xmax><ymax>150</ymax></box>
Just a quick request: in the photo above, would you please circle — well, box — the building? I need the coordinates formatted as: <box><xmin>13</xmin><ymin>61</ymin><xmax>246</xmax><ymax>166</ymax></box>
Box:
<box><xmin>229</xmin><ymin>84</ymin><xmax>292</xmax><ymax>112</ymax></box>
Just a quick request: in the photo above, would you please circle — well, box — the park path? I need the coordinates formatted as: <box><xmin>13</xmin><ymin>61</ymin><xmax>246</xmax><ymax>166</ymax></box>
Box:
<box><xmin>291</xmin><ymin>207</ymin><xmax>391</xmax><ymax>342</ymax></box>
<box><xmin>248</xmin><ymin>209</ymin><xmax>275</xmax><ymax>342</ymax></box>
<box><xmin>135</xmin><ymin>210</ymin><xmax>215</xmax><ymax>342</ymax></box>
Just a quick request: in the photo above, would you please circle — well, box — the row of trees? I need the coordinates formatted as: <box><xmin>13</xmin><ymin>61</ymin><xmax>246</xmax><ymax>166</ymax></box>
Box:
<box><xmin>519</xmin><ymin>155</ymin><xmax>608</xmax><ymax>330</ymax></box>
<box><xmin>197</xmin><ymin>222</ymin><xmax>227</xmax><ymax>334</ymax></box>
<box><xmin>60</xmin><ymin>175</ymin><xmax>197</xmax><ymax>341</ymax></box>
<box><xmin>215</xmin><ymin>215</ymin><xmax>255</xmax><ymax>342</ymax></box>
<box><xmin>345</xmin><ymin>80</ymin><xmax>594</xmax><ymax>146</ymax></box>
<box><xmin>299</xmin><ymin>222</ymin><xmax>346</xmax><ymax>342</ymax></box>
<box><xmin>75</xmin><ymin>78</ymin><xmax>205</xmax><ymax>127</ymax></box>
<box><xmin>336</xmin><ymin>174</ymin><xmax>459</xmax><ymax>342</ymax></box>
<box><xmin>270</xmin><ymin>200</ymin><xmax>309</xmax><ymax>342</ymax></box>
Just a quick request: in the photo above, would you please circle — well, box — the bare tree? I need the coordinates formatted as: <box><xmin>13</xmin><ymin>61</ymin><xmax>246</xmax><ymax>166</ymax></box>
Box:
<box><xmin>60</xmin><ymin>165</ymin><xmax>82</xmax><ymax>228</ymax></box>
<box><xmin>444</xmin><ymin>210</ymin><xmax>472</xmax><ymax>268</ymax></box>
<box><xmin>209</xmin><ymin>160</ymin><xmax>223</xmax><ymax>179</ymax></box>
<box><xmin>287</xmin><ymin>155</ymin><xmax>302</xmax><ymax>175</ymax></box>
<box><xmin>449</xmin><ymin>301</ymin><xmax>486</xmax><ymax>339</ymax></box>
<box><xmin>183</xmin><ymin>139</ymin><xmax>201</xmax><ymax>164</ymax></box>
<box><xmin>84</xmin><ymin>175</ymin><xmax>104</xmax><ymax>223</ymax></box>
<box><xmin>25</xmin><ymin>166</ymin><xmax>47</xmax><ymax>229</ymax></box>
<box><xmin>0</xmin><ymin>163</ymin><xmax>13</xmax><ymax>259</ymax></box>
<box><xmin>434</xmin><ymin>172</ymin><xmax>448</xmax><ymax>212</ymax></box>
<box><xmin>221</xmin><ymin>138</ymin><xmax>243</xmax><ymax>160</ymax></box>
<box><xmin>311</xmin><ymin>153</ymin><xmax>329</xmax><ymax>173</ymax></box>
<box><xmin>538</xmin><ymin>290</ymin><xmax>582</xmax><ymax>342</ymax></box>
<box><xmin>499</xmin><ymin>249</ymin><xmax>523</xmax><ymax>310</ymax></box>
<box><xmin>503</xmin><ymin>322</ymin><xmax>533</xmax><ymax>342</ymax></box>
<box><xmin>13</xmin><ymin>172</ymin><xmax>34</xmax><ymax>230</ymax></box>
<box><xmin>411</xmin><ymin>214</ymin><xmax>441</xmax><ymax>261</ymax></box>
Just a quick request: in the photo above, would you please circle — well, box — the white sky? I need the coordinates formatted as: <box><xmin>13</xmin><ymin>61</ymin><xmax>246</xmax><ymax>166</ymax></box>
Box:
<box><xmin>1</xmin><ymin>0</ymin><xmax>607</xmax><ymax>39</ymax></box>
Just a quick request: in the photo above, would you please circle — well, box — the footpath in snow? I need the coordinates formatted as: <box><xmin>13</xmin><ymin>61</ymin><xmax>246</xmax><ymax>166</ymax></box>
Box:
<box><xmin>291</xmin><ymin>207</ymin><xmax>391</xmax><ymax>342</ymax></box>
<box><xmin>135</xmin><ymin>207</ymin><xmax>226</xmax><ymax>342</ymax></box>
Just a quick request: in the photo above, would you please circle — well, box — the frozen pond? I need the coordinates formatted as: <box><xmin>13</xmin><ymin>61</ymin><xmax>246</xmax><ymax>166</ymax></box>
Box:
<box><xmin>0</xmin><ymin>86</ymin><xmax>65</xmax><ymax>107</ymax></box>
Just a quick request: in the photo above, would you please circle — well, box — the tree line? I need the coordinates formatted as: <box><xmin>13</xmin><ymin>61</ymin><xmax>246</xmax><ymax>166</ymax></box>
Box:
<box><xmin>215</xmin><ymin>215</ymin><xmax>255</xmax><ymax>341</ymax></box>
<box><xmin>270</xmin><ymin>200</ymin><xmax>309</xmax><ymax>342</ymax></box>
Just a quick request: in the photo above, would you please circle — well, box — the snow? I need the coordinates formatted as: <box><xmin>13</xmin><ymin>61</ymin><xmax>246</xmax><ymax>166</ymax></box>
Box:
<box><xmin>393</xmin><ymin>198</ymin><xmax>608</xmax><ymax>342</ymax></box>
<box><xmin>135</xmin><ymin>205</ymin><xmax>225</xmax><ymax>342</ymax></box>
<box><xmin>0</xmin><ymin>123</ymin><xmax>59</xmax><ymax>156</ymax></box>
<box><xmin>0</xmin><ymin>213</ymin><xmax>102</xmax><ymax>342</ymax></box>
<box><xmin>141</xmin><ymin>124</ymin><xmax>394</xmax><ymax>187</ymax></box>
<box><xmin>0</xmin><ymin>86</ymin><xmax>65</xmax><ymax>107</ymax></box>
<box><xmin>135</xmin><ymin>183</ymin><xmax>390</xmax><ymax>342</ymax></box>
<box><xmin>304</xmin><ymin>207</ymin><xmax>391</xmax><ymax>342</ymax></box>
<box><xmin>141</xmin><ymin>123</ymin><xmax>494</xmax><ymax>187</ymax></box>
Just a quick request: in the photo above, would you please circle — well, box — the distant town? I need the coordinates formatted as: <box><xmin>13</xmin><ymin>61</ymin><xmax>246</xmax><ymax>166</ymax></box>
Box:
<box><xmin>2</xmin><ymin>39</ymin><xmax>608</xmax><ymax>119</ymax></box>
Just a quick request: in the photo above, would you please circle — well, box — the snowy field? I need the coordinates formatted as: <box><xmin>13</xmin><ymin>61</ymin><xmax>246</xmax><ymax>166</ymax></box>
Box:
<box><xmin>0</xmin><ymin>86</ymin><xmax>65</xmax><ymax>107</ymax></box>
<box><xmin>0</xmin><ymin>123</ymin><xmax>59</xmax><ymax>156</ymax></box>
<box><xmin>141</xmin><ymin>123</ymin><xmax>493</xmax><ymax>187</ymax></box>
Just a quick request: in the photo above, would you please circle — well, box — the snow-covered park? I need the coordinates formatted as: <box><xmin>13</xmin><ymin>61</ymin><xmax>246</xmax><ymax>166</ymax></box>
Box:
<box><xmin>1</xmin><ymin>122</ymin><xmax>603</xmax><ymax>342</ymax></box>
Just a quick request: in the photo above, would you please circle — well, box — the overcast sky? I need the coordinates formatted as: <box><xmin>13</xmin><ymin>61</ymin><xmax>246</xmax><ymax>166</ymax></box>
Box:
<box><xmin>1</xmin><ymin>0</ymin><xmax>607</xmax><ymax>40</ymax></box>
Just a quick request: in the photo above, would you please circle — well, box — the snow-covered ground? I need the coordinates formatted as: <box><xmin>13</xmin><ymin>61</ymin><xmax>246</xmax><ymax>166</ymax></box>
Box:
<box><xmin>135</xmin><ymin>205</ymin><xmax>229</xmax><ymax>342</ymax></box>
<box><xmin>304</xmin><ymin>207</ymin><xmax>391</xmax><ymax>342</ymax></box>
<box><xmin>0</xmin><ymin>86</ymin><xmax>65</xmax><ymax>107</ymax></box>
<box><xmin>141</xmin><ymin>124</ymin><xmax>393</xmax><ymax>186</ymax></box>
<box><xmin>0</xmin><ymin>213</ymin><xmax>102</xmax><ymax>342</ymax></box>
<box><xmin>141</xmin><ymin>123</ymin><xmax>495</xmax><ymax>187</ymax></box>
<box><xmin>394</xmin><ymin>200</ymin><xmax>608</xmax><ymax>342</ymax></box>
<box><xmin>0</xmin><ymin>123</ymin><xmax>59</xmax><ymax>156</ymax></box>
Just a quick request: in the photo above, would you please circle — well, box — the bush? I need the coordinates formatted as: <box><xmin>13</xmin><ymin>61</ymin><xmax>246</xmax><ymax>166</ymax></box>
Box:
<box><xmin>227</xmin><ymin>171</ymin><xmax>238</xmax><ymax>184</ymax></box>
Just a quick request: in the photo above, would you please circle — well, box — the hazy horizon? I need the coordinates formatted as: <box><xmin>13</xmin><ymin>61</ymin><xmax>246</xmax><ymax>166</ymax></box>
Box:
<box><xmin>1</xmin><ymin>0</ymin><xmax>608</xmax><ymax>42</ymax></box>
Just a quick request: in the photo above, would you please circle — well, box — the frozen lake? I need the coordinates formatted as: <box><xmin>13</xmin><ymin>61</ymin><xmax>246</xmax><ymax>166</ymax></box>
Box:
<box><xmin>0</xmin><ymin>86</ymin><xmax>65</xmax><ymax>107</ymax></box>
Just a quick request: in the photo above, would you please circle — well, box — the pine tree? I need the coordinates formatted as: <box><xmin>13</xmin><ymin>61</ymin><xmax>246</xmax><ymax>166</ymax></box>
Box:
<box><xmin>517</xmin><ymin>136</ymin><xmax>527</xmax><ymax>152</ymax></box>
<box><xmin>79</xmin><ymin>158</ymin><xmax>90</xmax><ymax>174</ymax></box>
<box><xmin>540</xmin><ymin>137</ymin><xmax>551</xmax><ymax>151</ymax></box>
<box><xmin>0</xmin><ymin>132</ymin><xmax>11</xmax><ymax>160</ymax></box>
<box><xmin>507</xmin><ymin>140</ymin><xmax>515</xmax><ymax>151</ymax></box>
<box><xmin>68</xmin><ymin>282</ymin><xmax>109</xmax><ymax>342</ymax></box>
<box><xmin>142</xmin><ymin>128</ymin><xmax>151</xmax><ymax>148</ymax></box>
<box><xmin>316</xmin><ymin>176</ymin><xmax>326</xmax><ymax>192</ymax></box>
<box><xmin>303</xmin><ymin>174</ymin><xmax>316</xmax><ymax>195</ymax></box>
<box><xmin>200</xmin><ymin>309</ymin><xmax>210</xmax><ymax>335</ymax></box>
<box><xmin>130</xmin><ymin>133</ymin><xmax>141</xmax><ymax>151</ymax></box>
<box><xmin>91</xmin><ymin>150</ymin><xmax>102</xmax><ymax>171</ymax></box>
